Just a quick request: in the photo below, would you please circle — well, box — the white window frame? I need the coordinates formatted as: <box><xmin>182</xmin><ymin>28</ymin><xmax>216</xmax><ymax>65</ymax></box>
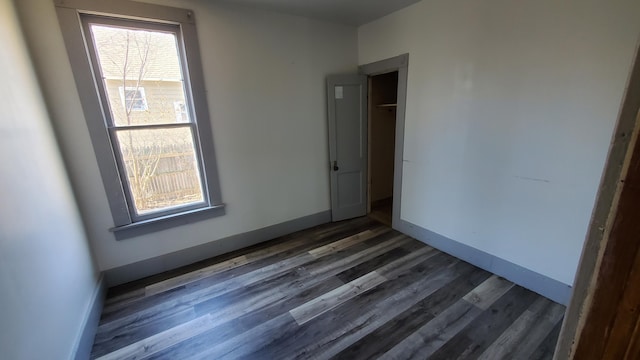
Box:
<box><xmin>119</xmin><ymin>86</ymin><xmax>148</xmax><ymax>112</ymax></box>
<box><xmin>55</xmin><ymin>0</ymin><xmax>225</xmax><ymax>240</ymax></box>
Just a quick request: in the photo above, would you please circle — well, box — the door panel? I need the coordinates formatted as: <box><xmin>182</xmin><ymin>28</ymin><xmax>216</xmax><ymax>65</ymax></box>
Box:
<box><xmin>327</xmin><ymin>75</ymin><xmax>367</xmax><ymax>221</ymax></box>
<box><xmin>337</xmin><ymin>171</ymin><xmax>363</xmax><ymax>207</ymax></box>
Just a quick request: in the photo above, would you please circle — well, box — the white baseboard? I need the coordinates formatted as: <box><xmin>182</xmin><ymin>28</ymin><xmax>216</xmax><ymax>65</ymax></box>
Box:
<box><xmin>72</xmin><ymin>275</ymin><xmax>106</xmax><ymax>360</ymax></box>
<box><xmin>397</xmin><ymin>219</ymin><xmax>572</xmax><ymax>305</ymax></box>
<box><xmin>104</xmin><ymin>210</ymin><xmax>332</xmax><ymax>286</ymax></box>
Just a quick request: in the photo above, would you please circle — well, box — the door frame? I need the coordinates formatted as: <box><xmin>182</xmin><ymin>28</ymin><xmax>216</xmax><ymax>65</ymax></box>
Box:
<box><xmin>359</xmin><ymin>54</ymin><xmax>409</xmax><ymax>230</ymax></box>
<box><xmin>554</xmin><ymin>43</ymin><xmax>640</xmax><ymax>359</ymax></box>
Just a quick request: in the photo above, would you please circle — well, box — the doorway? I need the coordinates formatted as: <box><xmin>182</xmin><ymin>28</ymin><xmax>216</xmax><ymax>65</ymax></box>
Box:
<box><xmin>367</xmin><ymin>71</ymin><xmax>398</xmax><ymax>226</ymax></box>
<box><xmin>361</xmin><ymin>53</ymin><xmax>408</xmax><ymax>230</ymax></box>
<box><xmin>326</xmin><ymin>54</ymin><xmax>408</xmax><ymax>226</ymax></box>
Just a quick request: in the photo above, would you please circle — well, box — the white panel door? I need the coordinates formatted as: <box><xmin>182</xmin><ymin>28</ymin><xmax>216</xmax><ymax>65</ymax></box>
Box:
<box><xmin>327</xmin><ymin>74</ymin><xmax>368</xmax><ymax>221</ymax></box>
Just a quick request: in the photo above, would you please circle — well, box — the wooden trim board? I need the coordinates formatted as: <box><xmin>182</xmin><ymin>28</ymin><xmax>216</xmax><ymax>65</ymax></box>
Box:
<box><xmin>571</xmin><ymin>108</ymin><xmax>640</xmax><ymax>359</ymax></box>
<box><xmin>555</xmin><ymin>41</ymin><xmax>640</xmax><ymax>359</ymax></box>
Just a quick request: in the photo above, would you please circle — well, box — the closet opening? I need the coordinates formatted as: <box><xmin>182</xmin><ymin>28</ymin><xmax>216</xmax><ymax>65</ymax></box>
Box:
<box><xmin>367</xmin><ymin>71</ymin><xmax>398</xmax><ymax>226</ymax></box>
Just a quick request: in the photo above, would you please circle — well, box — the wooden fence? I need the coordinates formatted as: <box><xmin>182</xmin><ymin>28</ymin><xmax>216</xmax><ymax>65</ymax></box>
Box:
<box><xmin>123</xmin><ymin>148</ymin><xmax>203</xmax><ymax>211</ymax></box>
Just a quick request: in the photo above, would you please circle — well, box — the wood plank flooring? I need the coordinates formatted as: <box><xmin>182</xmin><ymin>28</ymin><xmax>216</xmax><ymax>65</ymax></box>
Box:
<box><xmin>369</xmin><ymin>198</ymin><xmax>392</xmax><ymax>226</ymax></box>
<box><xmin>93</xmin><ymin>217</ymin><xmax>565</xmax><ymax>359</ymax></box>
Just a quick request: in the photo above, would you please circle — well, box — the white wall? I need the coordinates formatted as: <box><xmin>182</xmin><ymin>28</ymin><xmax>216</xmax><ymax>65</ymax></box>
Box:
<box><xmin>0</xmin><ymin>0</ymin><xmax>99</xmax><ymax>358</ymax></box>
<box><xmin>16</xmin><ymin>0</ymin><xmax>358</xmax><ymax>272</ymax></box>
<box><xmin>359</xmin><ymin>0</ymin><xmax>640</xmax><ymax>285</ymax></box>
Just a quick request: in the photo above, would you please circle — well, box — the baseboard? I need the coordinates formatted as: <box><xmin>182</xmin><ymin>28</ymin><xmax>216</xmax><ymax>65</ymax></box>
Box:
<box><xmin>397</xmin><ymin>219</ymin><xmax>572</xmax><ymax>305</ymax></box>
<box><xmin>104</xmin><ymin>210</ymin><xmax>332</xmax><ymax>286</ymax></box>
<box><xmin>371</xmin><ymin>197</ymin><xmax>392</xmax><ymax>208</ymax></box>
<box><xmin>73</xmin><ymin>275</ymin><xmax>106</xmax><ymax>360</ymax></box>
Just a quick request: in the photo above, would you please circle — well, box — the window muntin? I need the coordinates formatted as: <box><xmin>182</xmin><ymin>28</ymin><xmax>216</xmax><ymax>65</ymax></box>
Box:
<box><xmin>84</xmin><ymin>17</ymin><xmax>208</xmax><ymax>219</ymax></box>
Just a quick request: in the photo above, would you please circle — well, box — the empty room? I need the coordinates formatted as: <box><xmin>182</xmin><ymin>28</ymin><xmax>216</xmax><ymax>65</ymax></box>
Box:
<box><xmin>2</xmin><ymin>0</ymin><xmax>640</xmax><ymax>359</ymax></box>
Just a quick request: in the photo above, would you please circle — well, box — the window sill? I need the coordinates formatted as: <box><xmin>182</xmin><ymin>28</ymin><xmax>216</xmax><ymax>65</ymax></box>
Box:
<box><xmin>110</xmin><ymin>204</ymin><xmax>226</xmax><ymax>240</ymax></box>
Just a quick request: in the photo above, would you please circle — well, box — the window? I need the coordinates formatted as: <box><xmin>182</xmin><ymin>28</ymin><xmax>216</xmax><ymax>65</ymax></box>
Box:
<box><xmin>174</xmin><ymin>101</ymin><xmax>189</xmax><ymax>123</ymax></box>
<box><xmin>56</xmin><ymin>0</ymin><xmax>224</xmax><ymax>239</ymax></box>
<box><xmin>119</xmin><ymin>87</ymin><xmax>148</xmax><ymax>112</ymax></box>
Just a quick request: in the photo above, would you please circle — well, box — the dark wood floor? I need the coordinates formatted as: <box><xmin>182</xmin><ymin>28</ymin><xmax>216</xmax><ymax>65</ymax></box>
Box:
<box><xmin>369</xmin><ymin>197</ymin><xmax>392</xmax><ymax>227</ymax></box>
<box><xmin>92</xmin><ymin>217</ymin><xmax>565</xmax><ymax>360</ymax></box>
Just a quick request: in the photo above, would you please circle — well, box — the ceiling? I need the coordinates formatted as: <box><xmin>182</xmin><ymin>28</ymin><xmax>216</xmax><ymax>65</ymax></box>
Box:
<box><xmin>216</xmin><ymin>0</ymin><xmax>422</xmax><ymax>26</ymax></box>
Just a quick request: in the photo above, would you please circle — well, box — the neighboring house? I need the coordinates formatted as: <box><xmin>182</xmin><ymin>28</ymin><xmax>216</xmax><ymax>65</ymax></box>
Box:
<box><xmin>94</xmin><ymin>25</ymin><xmax>188</xmax><ymax>126</ymax></box>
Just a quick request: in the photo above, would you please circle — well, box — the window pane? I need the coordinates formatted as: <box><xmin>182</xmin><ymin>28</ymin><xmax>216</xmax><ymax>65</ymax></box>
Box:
<box><xmin>115</xmin><ymin>127</ymin><xmax>205</xmax><ymax>215</ymax></box>
<box><xmin>90</xmin><ymin>24</ymin><xmax>191</xmax><ymax>126</ymax></box>
<box><xmin>121</xmin><ymin>87</ymin><xmax>148</xmax><ymax>111</ymax></box>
